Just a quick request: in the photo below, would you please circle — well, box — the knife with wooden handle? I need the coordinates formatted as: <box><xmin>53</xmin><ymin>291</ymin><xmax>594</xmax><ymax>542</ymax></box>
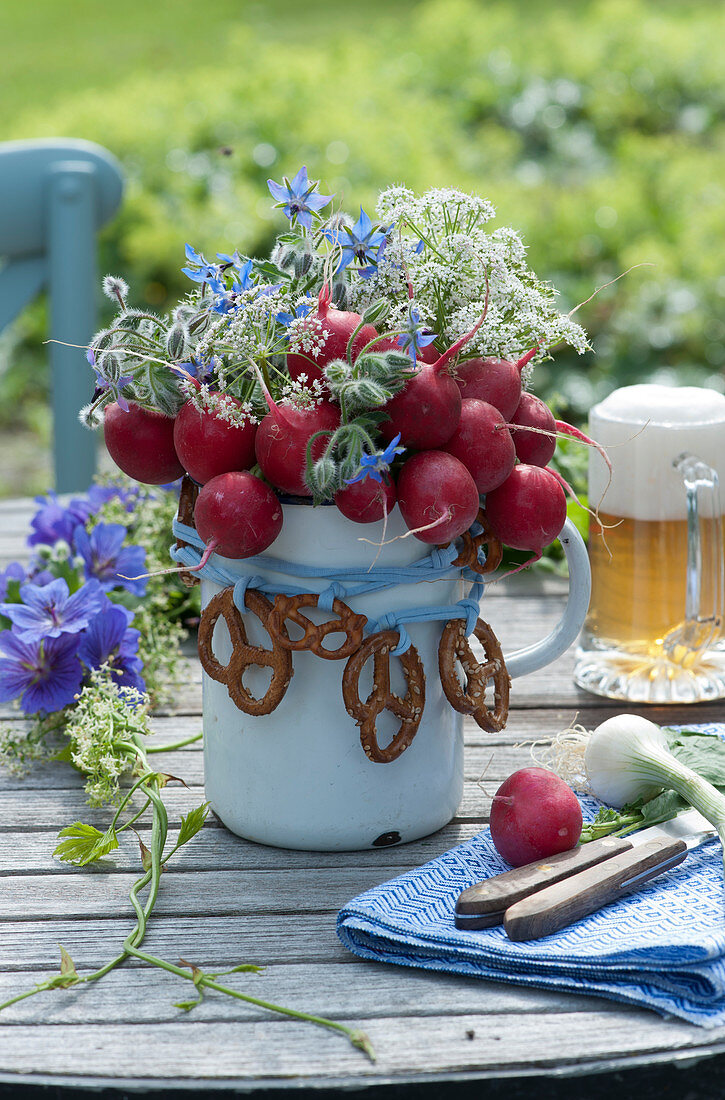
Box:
<box><xmin>454</xmin><ymin>835</ymin><xmax>633</xmax><ymax>929</ymax></box>
<box><xmin>503</xmin><ymin>834</ymin><xmax>689</xmax><ymax>940</ymax></box>
<box><xmin>454</xmin><ymin>808</ymin><xmax>717</xmax><ymax>938</ymax></box>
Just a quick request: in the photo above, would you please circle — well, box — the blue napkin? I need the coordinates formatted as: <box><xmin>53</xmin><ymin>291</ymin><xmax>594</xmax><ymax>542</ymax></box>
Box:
<box><xmin>337</xmin><ymin>722</ymin><xmax>725</xmax><ymax>1028</ymax></box>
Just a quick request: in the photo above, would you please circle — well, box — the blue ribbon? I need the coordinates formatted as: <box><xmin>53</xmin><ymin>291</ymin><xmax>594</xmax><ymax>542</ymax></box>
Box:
<box><xmin>171</xmin><ymin>517</ymin><xmax>486</xmax><ymax>654</ymax></box>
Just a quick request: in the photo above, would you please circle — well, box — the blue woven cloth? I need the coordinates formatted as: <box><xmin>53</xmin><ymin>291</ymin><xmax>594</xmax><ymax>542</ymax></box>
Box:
<box><xmin>337</xmin><ymin>722</ymin><xmax>725</xmax><ymax>1028</ymax></box>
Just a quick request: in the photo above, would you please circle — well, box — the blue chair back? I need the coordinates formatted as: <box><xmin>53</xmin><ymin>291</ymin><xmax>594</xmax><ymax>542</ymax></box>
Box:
<box><xmin>0</xmin><ymin>139</ymin><xmax>124</xmax><ymax>491</ymax></box>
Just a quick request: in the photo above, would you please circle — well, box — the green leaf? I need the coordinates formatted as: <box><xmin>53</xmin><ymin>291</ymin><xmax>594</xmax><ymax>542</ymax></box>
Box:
<box><xmin>44</xmin><ymin>945</ymin><xmax>80</xmax><ymax>990</ymax></box>
<box><xmin>173</xmin><ymin>997</ymin><xmax>203</xmax><ymax>1012</ymax></box>
<box><xmin>667</xmin><ymin>729</ymin><xmax>725</xmax><ymax>789</ymax></box>
<box><xmin>176</xmin><ymin>802</ymin><xmax>210</xmax><ymax>849</ymax></box>
<box><xmin>53</xmin><ymin>822</ymin><xmax>119</xmax><ymax>866</ymax></box>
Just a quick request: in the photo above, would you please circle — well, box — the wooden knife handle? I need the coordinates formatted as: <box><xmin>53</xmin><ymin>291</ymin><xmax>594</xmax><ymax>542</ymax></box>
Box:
<box><xmin>454</xmin><ymin>835</ymin><xmax>633</xmax><ymax>929</ymax></box>
<box><xmin>503</xmin><ymin>835</ymin><xmax>689</xmax><ymax>941</ymax></box>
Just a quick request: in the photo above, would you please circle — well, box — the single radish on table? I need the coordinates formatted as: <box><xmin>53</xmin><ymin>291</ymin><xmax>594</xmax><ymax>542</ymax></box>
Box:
<box><xmin>194</xmin><ymin>471</ymin><xmax>283</xmax><ymax>558</ymax></box>
<box><xmin>509</xmin><ymin>392</ymin><xmax>557</xmax><ymax>468</ymax></box>
<box><xmin>173</xmin><ymin>397</ymin><xmax>257</xmax><ymax>484</ymax></box>
<box><xmin>484</xmin><ymin>464</ymin><xmax>567</xmax><ymax>558</ymax></box>
<box><xmin>489</xmin><ymin>767</ymin><xmax>583</xmax><ymax>867</ymax></box>
<box><xmin>443</xmin><ymin>398</ymin><xmax>516</xmax><ymax>493</ymax></box>
<box><xmin>255</xmin><ymin>399</ymin><xmax>341</xmax><ymax>498</ymax></box>
<box><xmin>103</xmin><ymin>401</ymin><xmax>185</xmax><ymax>484</ymax></box>
<box><xmin>334</xmin><ymin>475</ymin><xmax>397</xmax><ymax>524</ymax></box>
<box><xmin>397</xmin><ymin>450</ymin><xmax>479</xmax><ymax>544</ymax></box>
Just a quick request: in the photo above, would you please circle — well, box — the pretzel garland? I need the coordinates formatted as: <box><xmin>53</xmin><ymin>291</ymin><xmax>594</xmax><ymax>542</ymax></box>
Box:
<box><xmin>442</xmin><ymin>508</ymin><xmax>502</xmax><ymax>576</ymax></box>
<box><xmin>438</xmin><ymin>616</ymin><xmax>510</xmax><ymax>732</ymax></box>
<box><xmin>267</xmin><ymin>593</ymin><xmax>368</xmax><ymax>660</ymax></box>
<box><xmin>341</xmin><ymin>630</ymin><xmax>426</xmax><ymax>763</ymax></box>
<box><xmin>175</xmin><ymin>475</ymin><xmax>200</xmax><ymax>588</ymax></box>
<box><xmin>197</xmin><ymin>587</ymin><xmax>293</xmax><ymax>716</ymax></box>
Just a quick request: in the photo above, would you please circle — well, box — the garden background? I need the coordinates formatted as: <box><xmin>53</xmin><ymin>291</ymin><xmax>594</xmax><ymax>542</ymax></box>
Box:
<box><xmin>1</xmin><ymin>0</ymin><xmax>723</xmax><ymax>499</ymax></box>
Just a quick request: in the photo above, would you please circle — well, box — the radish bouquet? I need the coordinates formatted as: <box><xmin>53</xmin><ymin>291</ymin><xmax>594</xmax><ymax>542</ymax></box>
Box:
<box><xmin>81</xmin><ymin>170</ymin><xmax>591</xmax><ymax>568</ymax></box>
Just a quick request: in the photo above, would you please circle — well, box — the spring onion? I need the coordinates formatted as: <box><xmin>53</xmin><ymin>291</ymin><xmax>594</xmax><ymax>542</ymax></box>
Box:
<box><xmin>554</xmin><ymin>714</ymin><xmax>725</xmax><ymax>875</ymax></box>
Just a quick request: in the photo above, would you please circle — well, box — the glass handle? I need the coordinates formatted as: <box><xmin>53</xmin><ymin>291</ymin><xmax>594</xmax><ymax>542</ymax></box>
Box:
<box><xmin>664</xmin><ymin>453</ymin><xmax>724</xmax><ymax>659</ymax></box>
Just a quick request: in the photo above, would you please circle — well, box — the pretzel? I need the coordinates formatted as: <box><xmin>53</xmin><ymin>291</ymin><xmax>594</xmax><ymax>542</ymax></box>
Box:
<box><xmin>443</xmin><ymin>508</ymin><xmax>502</xmax><ymax>575</ymax></box>
<box><xmin>438</xmin><ymin>617</ymin><xmax>510</xmax><ymax>732</ymax></box>
<box><xmin>175</xmin><ymin>474</ymin><xmax>200</xmax><ymax>588</ymax></box>
<box><xmin>342</xmin><ymin>630</ymin><xmax>425</xmax><ymax>763</ymax></box>
<box><xmin>197</xmin><ymin>587</ymin><xmax>293</xmax><ymax>716</ymax></box>
<box><xmin>267</xmin><ymin>593</ymin><xmax>368</xmax><ymax>660</ymax></box>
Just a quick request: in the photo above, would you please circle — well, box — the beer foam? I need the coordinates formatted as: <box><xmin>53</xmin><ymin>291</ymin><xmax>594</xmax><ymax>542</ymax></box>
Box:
<box><xmin>589</xmin><ymin>384</ymin><xmax>725</xmax><ymax>520</ymax></box>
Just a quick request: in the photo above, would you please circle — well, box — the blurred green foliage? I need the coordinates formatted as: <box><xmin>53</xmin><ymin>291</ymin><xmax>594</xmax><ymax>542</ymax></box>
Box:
<box><xmin>2</xmin><ymin>0</ymin><xmax>724</xmax><ymax>494</ymax></box>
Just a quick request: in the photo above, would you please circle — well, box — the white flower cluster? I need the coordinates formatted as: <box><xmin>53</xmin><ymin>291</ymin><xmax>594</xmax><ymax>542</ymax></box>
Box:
<box><xmin>279</xmin><ymin>374</ymin><xmax>326</xmax><ymax>409</ymax></box>
<box><xmin>348</xmin><ymin>186</ymin><xmax>588</xmax><ymax>368</ymax></box>
<box><xmin>286</xmin><ymin>315</ymin><xmax>328</xmax><ymax>360</ymax></box>
<box><xmin>183</xmin><ymin>383</ymin><xmax>258</xmax><ymax>426</ymax></box>
<box><xmin>66</xmin><ymin>668</ymin><xmax>151</xmax><ymax>806</ymax></box>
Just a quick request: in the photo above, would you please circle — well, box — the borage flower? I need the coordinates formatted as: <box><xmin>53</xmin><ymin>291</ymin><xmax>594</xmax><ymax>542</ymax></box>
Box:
<box><xmin>0</xmin><ymin>631</ymin><xmax>83</xmax><ymax>714</ymax></box>
<box><xmin>0</xmin><ymin>578</ymin><xmax>105</xmax><ymax>644</ymax></box>
<box><xmin>396</xmin><ymin>307</ymin><xmax>437</xmax><ymax>363</ymax></box>
<box><xmin>327</xmin><ymin>208</ymin><xmax>388</xmax><ymax>277</ymax></box>
<box><xmin>267</xmin><ymin>167</ymin><xmax>333</xmax><ymax>230</ymax></box>
<box><xmin>74</xmin><ymin>524</ymin><xmax>147</xmax><ymax>596</ymax></box>
<box><xmin>88</xmin><ymin>348</ymin><xmax>134</xmax><ymax>412</ymax></box>
<box><xmin>78</xmin><ymin>605</ymin><xmax>145</xmax><ymax>695</ymax></box>
<box><xmin>346</xmin><ymin>434</ymin><xmax>405</xmax><ymax>484</ymax></box>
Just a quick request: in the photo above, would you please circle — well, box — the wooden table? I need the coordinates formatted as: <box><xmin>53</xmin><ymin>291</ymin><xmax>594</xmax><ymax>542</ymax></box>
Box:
<box><xmin>2</xmin><ymin>495</ymin><xmax>725</xmax><ymax>1098</ymax></box>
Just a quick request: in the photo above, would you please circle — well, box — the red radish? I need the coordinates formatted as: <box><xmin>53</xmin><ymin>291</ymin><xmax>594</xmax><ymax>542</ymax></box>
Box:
<box><xmin>484</xmin><ymin>465</ymin><xmax>567</xmax><ymax>554</ymax></box>
<box><xmin>509</xmin><ymin>393</ymin><xmax>557</xmax><ymax>467</ymax></box>
<box><xmin>381</xmin><ymin>290</ymin><xmax>493</xmax><ymax>450</ymax></box>
<box><xmin>255</xmin><ymin>400</ymin><xmax>340</xmax><ymax>498</ymax></box>
<box><xmin>417</xmin><ymin>341</ymin><xmax>440</xmax><ymax>365</ymax></box>
<box><xmin>455</xmin><ymin>357</ymin><xmax>522</xmax><ymax>421</ymax></box>
<box><xmin>194</xmin><ymin>471</ymin><xmax>283</xmax><ymax>558</ymax></box>
<box><xmin>103</xmin><ymin>401</ymin><xmax>184</xmax><ymax>485</ymax></box>
<box><xmin>489</xmin><ymin>768</ymin><xmax>583</xmax><ymax>867</ymax></box>
<box><xmin>397</xmin><ymin>451</ymin><xmax>479</xmax><ymax>544</ymax></box>
<box><xmin>334</xmin><ymin>475</ymin><xmax>397</xmax><ymax>524</ymax></box>
<box><xmin>443</xmin><ymin>398</ymin><xmax>516</xmax><ymax>493</ymax></box>
<box><xmin>380</xmin><ymin>361</ymin><xmax>462</xmax><ymax>449</ymax></box>
<box><xmin>173</xmin><ymin>397</ymin><xmax>257</xmax><ymax>484</ymax></box>
<box><xmin>287</xmin><ymin>284</ymin><xmax>382</xmax><ymax>384</ymax></box>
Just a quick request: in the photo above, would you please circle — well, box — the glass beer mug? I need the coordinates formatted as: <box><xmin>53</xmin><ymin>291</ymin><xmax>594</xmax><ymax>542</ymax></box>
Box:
<box><xmin>574</xmin><ymin>383</ymin><xmax>725</xmax><ymax>704</ymax></box>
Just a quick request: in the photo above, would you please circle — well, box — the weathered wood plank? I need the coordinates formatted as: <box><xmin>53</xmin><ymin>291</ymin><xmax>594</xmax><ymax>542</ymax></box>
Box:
<box><xmin>0</xmin><ymin>866</ymin><xmax>418</xmax><ymax>921</ymax></box>
<box><xmin>0</xmin><ymin>1013</ymin><xmax>721</xmax><ymax>1083</ymax></box>
<box><xmin>0</xmin><ymin>913</ymin><xmax>350</xmax><ymax>969</ymax></box>
<box><xmin>0</xmin><ymin>962</ymin><xmax>609</xmax><ymax>1025</ymax></box>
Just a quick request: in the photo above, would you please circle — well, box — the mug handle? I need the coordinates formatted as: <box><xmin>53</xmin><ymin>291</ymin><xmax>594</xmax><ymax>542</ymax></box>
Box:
<box><xmin>503</xmin><ymin>518</ymin><xmax>592</xmax><ymax>679</ymax></box>
<box><xmin>663</xmin><ymin>454</ymin><xmax>724</xmax><ymax>660</ymax></box>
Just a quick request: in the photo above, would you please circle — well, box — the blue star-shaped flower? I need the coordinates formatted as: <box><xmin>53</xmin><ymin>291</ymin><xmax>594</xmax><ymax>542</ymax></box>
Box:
<box><xmin>267</xmin><ymin>167</ymin><xmax>333</xmax><ymax>230</ymax></box>
<box><xmin>346</xmin><ymin>434</ymin><xmax>406</xmax><ymax>484</ymax></box>
<box><xmin>0</xmin><ymin>577</ymin><xmax>106</xmax><ymax>644</ymax></box>
<box><xmin>327</xmin><ymin>208</ymin><xmax>388</xmax><ymax>276</ymax></box>
<box><xmin>396</xmin><ymin>307</ymin><xmax>438</xmax><ymax>363</ymax></box>
<box><xmin>88</xmin><ymin>348</ymin><xmax>133</xmax><ymax>411</ymax></box>
<box><xmin>276</xmin><ymin>294</ymin><xmax>314</xmax><ymax>328</ymax></box>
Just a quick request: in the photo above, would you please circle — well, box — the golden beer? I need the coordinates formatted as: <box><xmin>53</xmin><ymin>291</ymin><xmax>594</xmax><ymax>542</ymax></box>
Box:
<box><xmin>586</xmin><ymin>512</ymin><xmax>723</xmax><ymax>654</ymax></box>
<box><xmin>574</xmin><ymin>383</ymin><xmax>725</xmax><ymax>702</ymax></box>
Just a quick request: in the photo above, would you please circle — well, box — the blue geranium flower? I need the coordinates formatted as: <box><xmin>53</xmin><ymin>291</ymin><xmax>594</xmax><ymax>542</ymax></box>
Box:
<box><xmin>346</xmin><ymin>434</ymin><xmax>406</xmax><ymax>484</ymax></box>
<box><xmin>78</xmin><ymin>605</ymin><xmax>145</xmax><ymax>695</ymax></box>
<box><xmin>0</xmin><ymin>562</ymin><xmax>26</xmax><ymax>603</ymax></box>
<box><xmin>27</xmin><ymin>492</ymin><xmax>92</xmax><ymax>548</ymax></box>
<box><xmin>326</xmin><ymin>208</ymin><xmax>388</xmax><ymax>276</ymax></box>
<box><xmin>267</xmin><ymin>167</ymin><xmax>333</xmax><ymax>230</ymax></box>
<box><xmin>0</xmin><ymin>631</ymin><xmax>83</xmax><ymax>714</ymax></box>
<box><xmin>0</xmin><ymin>577</ymin><xmax>106</xmax><ymax>644</ymax></box>
<box><xmin>396</xmin><ymin>307</ymin><xmax>438</xmax><ymax>363</ymax></box>
<box><xmin>74</xmin><ymin>524</ymin><xmax>147</xmax><ymax>596</ymax></box>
